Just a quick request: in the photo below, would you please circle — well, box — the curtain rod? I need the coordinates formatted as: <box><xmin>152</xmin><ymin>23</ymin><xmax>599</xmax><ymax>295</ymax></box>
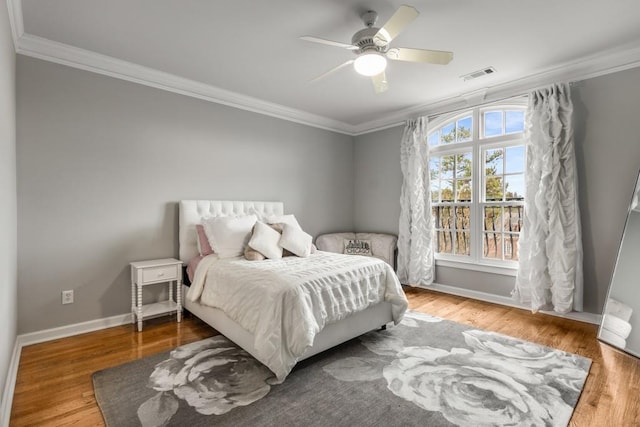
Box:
<box><xmin>423</xmin><ymin>80</ymin><xmax>577</xmax><ymax>122</ymax></box>
<box><xmin>426</xmin><ymin>93</ymin><xmax>527</xmax><ymax>121</ymax></box>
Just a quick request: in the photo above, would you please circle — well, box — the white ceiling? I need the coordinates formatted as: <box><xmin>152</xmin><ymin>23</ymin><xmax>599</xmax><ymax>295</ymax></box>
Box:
<box><xmin>10</xmin><ymin>0</ymin><xmax>640</xmax><ymax>134</ymax></box>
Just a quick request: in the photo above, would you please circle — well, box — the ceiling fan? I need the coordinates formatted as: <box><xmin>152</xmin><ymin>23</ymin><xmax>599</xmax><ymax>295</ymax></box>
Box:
<box><xmin>300</xmin><ymin>5</ymin><xmax>453</xmax><ymax>93</ymax></box>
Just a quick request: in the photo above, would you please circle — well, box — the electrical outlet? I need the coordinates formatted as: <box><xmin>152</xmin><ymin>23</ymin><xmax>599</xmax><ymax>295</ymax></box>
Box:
<box><xmin>62</xmin><ymin>290</ymin><xmax>74</xmax><ymax>305</ymax></box>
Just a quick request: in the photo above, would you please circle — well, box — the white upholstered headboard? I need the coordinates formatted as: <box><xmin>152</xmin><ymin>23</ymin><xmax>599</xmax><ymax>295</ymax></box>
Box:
<box><xmin>179</xmin><ymin>200</ymin><xmax>284</xmax><ymax>262</ymax></box>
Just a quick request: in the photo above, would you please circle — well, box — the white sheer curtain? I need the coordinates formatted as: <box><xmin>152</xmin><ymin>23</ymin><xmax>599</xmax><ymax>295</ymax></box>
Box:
<box><xmin>513</xmin><ymin>83</ymin><xmax>584</xmax><ymax>313</ymax></box>
<box><xmin>397</xmin><ymin>117</ymin><xmax>435</xmax><ymax>286</ymax></box>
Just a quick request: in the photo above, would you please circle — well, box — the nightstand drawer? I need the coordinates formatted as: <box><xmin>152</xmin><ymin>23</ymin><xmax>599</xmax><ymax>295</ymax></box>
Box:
<box><xmin>141</xmin><ymin>265</ymin><xmax>178</xmax><ymax>284</ymax></box>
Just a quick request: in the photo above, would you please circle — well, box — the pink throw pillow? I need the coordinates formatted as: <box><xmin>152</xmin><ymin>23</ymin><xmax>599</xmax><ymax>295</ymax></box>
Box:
<box><xmin>196</xmin><ymin>224</ymin><xmax>215</xmax><ymax>256</ymax></box>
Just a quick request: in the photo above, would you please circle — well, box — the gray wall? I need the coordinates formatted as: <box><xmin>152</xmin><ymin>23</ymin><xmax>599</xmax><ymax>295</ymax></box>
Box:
<box><xmin>353</xmin><ymin>125</ymin><xmax>403</xmax><ymax>234</ymax></box>
<box><xmin>0</xmin><ymin>2</ymin><xmax>17</xmax><ymax>408</ymax></box>
<box><xmin>354</xmin><ymin>66</ymin><xmax>640</xmax><ymax>314</ymax></box>
<box><xmin>16</xmin><ymin>56</ymin><xmax>354</xmax><ymax>334</ymax></box>
<box><xmin>573</xmin><ymin>67</ymin><xmax>640</xmax><ymax>314</ymax></box>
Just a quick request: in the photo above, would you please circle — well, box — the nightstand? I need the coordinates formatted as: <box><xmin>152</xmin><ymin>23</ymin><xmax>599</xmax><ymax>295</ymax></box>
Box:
<box><xmin>130</xmin><ymin>258</ymin><xmax>183</xmax><ymax>332</ymax></box>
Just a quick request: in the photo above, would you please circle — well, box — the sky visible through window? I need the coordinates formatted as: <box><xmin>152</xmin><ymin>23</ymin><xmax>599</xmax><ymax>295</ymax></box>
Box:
<box><xmin>484</xmin><ymin>110</ymin><xmax>524</xmax><ymax>137</ymax></box>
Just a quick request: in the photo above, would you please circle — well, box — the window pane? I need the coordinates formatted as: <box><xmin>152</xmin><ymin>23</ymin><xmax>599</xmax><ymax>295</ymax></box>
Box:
<box><xmin>455</xmin><ymin>231</ymin><xmax>471</xmax><ymax>256</ymax></box>
<box><xmin>430</xmin><ymin>181</ymin><xmax>439</xmax><ymax>202</ymax></box>
<box><xmin>505</xmin><ymin>110</ymin><xmax>525</xmax><ymax>134</ymax></box>
<box><xmin>441</xmin><ymin>155</ymin><xmax>454</xmax><ymax>179</ymax></box>
<box><xmin>428</xmin><ymin>132</ymin><xmax>440</xmax><ymax>146</ymax></box>
<box><xmin>483</xmin><ymin>232</ymin><xmax>502</xmax><ymax>259</ymax></box>
<box><xmin>441</xmin><ymin>180</ymin><xmax>454</xmax><ymax>202</ymax></box>
<box><xmin>434</xmin><ymin>206</ymin><xmax>453</xmax><ymax>229</ymax></box>
<box><xmin>505</xmin><ymin>174</ymin><xmax>525</xmax><ymax>201</ymax></box>
<box><xmin>504</xmin><ymin>234</ymin><xmax>520</xmax><ymax>260</ymax></box>
<box><xmin>429</xmin><ymin>157</ymin><xmax>441</xmax><ymax>179</ymax></box>
<box><xmin>505</xmin><ymin>145</ymin><xmax>525</xmax><ymax>173</ymax></box>
<box><xmin>456</xmin><ymin>153</ymin><xmax>472</xmax><ymax>178</ymax></box>
<box><xmin>456</xmin><ymin>179</ymin><xmax>472</xmax><ymax>202</ymax></box>
<box><xmin>441</xmin><ymin>122</ymin><xmax>455</xmax><ymax>144</ymax></box>
<box><xmin>503</xmin><ymin>206</ymin><xmax>524</xmax><ymax>233</ymax></box>
<box><xmin>456</xmin><ymin>206</ymin><xmax>470</xmax><ymax>230</ymax></box>
<box><xmin>484</xmin><ymin>111</ymin><xmax>503</xmax><ymax>137</ymax></box>
<box><xmin>435</xmin><ymin>230</ymin><xmax>454</xmax><ymax>254</ymax></box>
<box><xmin>456</xmin><ymin>116</ymin><xmax>472</xmax><ymax>142</ymax></box>
<box><xmin>485</xmin><ymin>149</ymin><xmax>503</xmax><ymax>176</ymax></box>
<box><xmin>484</xmin><ymin>206</ymin><xmax>502</xmax><ymax>232</ymax></box>
<box><xmin>485</xmin><ymin>176</ymin><xmax>503</xmax><ymax>201</ymax></box>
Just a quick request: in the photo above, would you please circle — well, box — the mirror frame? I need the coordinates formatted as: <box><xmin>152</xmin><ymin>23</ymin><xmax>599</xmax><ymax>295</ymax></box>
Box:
<box><xmin>598</xmin><ymin>169</ymin><xmax>640</xmax><ymax>357</ymax></box>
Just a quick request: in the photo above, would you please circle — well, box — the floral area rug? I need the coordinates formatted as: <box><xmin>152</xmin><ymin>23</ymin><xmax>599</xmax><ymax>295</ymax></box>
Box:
<box><xmin>93</xmin><ymin>311</ymin><xmax>591</xmax><ymax>427</ymax></box>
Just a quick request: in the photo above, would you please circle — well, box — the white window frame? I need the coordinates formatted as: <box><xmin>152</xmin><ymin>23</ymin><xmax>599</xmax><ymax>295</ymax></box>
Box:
<box><xmin>428</xmin><ymin>100</ymin><xmax>527</xmax><ymax>276</ymax></box>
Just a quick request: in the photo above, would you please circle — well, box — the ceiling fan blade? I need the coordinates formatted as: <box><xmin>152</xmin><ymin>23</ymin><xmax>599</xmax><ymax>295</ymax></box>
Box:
<box><xmin>311</xmin><ymin>60</ymin><xmax>355</xmax><ymax>82</ymax></box>
<box><xmin>300</xmin><ymin>36</ymin><xmax>358</xmax><ymax>50</ymax></box>
<box><xmin>371</xmin><ymin>71</ymin><xmax>389</xmax><ymax>94</ymax></box>
<box><xmin>373</xmin><ymin>5</ymin><xmax>419</xmax><ymax>46</ymax></box>
<box><xmin>387</xmin><ymin>47</ymin><xmax>453</xmax><ymax>65</ymax></box>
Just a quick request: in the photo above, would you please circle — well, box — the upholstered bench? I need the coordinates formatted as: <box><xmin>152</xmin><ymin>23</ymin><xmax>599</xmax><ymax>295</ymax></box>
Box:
<box><xmin>315</xmin><ymin>232</ymin><xmax>398</xmax><ymax>269</ymax></box>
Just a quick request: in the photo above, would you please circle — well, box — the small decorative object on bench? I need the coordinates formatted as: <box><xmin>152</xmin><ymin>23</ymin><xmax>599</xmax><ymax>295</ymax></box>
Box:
<box><xmin>315</xmin><ymin>232</ymin><xmax>397</xmax><ymax>269</ymax></box>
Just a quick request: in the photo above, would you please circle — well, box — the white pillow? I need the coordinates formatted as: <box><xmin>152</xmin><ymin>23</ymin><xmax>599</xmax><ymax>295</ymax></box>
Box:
<box><xmin>248</xmin><ymin>221</ymin><xmax>283</xmax><ymax>259</ymax></box>
<box><xmin>279</xmin><ymin>223</ymin><xmax>312</xmax><ymax>257</ymax></box>
<box><xmin>264</xmin><ymin>214</ymin><xmax>302</xmax><ymax>230</ymax></box>
<box><xmin>202</xmin><ymin>215</ymin><xmax>257</xmax><ymax>258</ymax></box>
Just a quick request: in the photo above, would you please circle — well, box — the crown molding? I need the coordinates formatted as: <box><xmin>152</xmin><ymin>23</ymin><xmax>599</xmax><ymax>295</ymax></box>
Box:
<box><xmin>7</xmin><ymin>0</ymin><xmax>640</xmax><ymax>137</ymax></box>
<box><xmin>6</xmin><ymin>0</ymin><xmax>23</xmax><ymax>50</ymax></box>
<box><xmin>15</xmin><ymin>33</ymin><xmax>358</xmax><ymax>135</ymax></box>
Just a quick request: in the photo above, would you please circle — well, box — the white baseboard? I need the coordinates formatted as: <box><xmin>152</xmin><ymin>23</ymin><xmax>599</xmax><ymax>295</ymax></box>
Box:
<box><xmin>0</xmin><ymin>339</ymin><xmax>21</xmax><ymax>427</ymax></box>
<box><xmin>18</xmin><ymin>313</ymin><xmax>132</xmax><ymax>347</ymax></box>
<box><xmin>417</xmin><ymin>283</ymin><xmax>602</xmax><ymax>325</ymax></box>
<box><xmin>0</xmin><ymin>312</ymin><xmax>133</xmax><ymax>426</ymax></box>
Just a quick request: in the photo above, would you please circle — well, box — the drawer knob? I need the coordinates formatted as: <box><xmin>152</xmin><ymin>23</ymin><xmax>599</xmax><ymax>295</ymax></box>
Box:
<box><xmin>158</xmin><ymin>272</ymin><xmax>164</xmax><ymax>276</ymax></box>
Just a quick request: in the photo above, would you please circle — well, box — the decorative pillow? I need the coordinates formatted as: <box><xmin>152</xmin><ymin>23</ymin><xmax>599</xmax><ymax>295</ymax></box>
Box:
<box><xmin>344</xmin><ymin>239</ymin><xmax>372</xmax><ymax>256</ymax></box>
<box><xmin>195</xmin><ymin>224</ymin><xmax>215</xmax><ymax>256</ymax></box>
<box><xmin>264</xmin><ymin>222</ymin><xmax>295</xmax><ymax>257</ymax></box>
<box><xmin>248</xmin><ymin>221</ymin><xmax>283</xmax><ymax>259</ymax></box>
<box><xmin>279</xmin><ymin>223</ymin><xmax>313</xmax><ymax>258</ymax></box>
<box><xmin>268</xmin><ymin>223</ymin><xmax>285</xmax><ymax>233</ymax></box>
<box><xmin>263</xmin><ymin>214</ymin><xmax>302</xmax><ymax>230</ymax></box>
<box><xmin>202</xmin><ymin>214</ymin><xmax>257</xmax><ymax>258</ymax></box>
<box><xmin>244</xmin><ymin>245</ymin><xmax>266</xmax><ymax>261</ymax></box>
<box><xmin>186</xmin><ymin>254</ymin><xmax>205</xmax><ymax>282</ymax></box>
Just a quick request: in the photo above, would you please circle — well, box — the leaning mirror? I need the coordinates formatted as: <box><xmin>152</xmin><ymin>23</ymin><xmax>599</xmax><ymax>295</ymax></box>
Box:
<box><xmin>598</xmin><ymin>170</ymin><xmax>640</xmax><ymax>357</ymax></box>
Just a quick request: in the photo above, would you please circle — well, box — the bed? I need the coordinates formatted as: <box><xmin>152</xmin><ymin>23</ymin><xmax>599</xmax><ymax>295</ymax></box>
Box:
<box><xmin>179</xmin><ymin>200</ymin><xmax>408</xmax><ymax>382</ymax></box>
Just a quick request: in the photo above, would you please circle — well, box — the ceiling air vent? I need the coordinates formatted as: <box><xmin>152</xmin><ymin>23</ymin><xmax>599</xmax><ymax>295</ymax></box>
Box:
<box><xmin>461</xmin><ymin>67</ymin><xmax>496</xmax><ymax>81</ymax></box>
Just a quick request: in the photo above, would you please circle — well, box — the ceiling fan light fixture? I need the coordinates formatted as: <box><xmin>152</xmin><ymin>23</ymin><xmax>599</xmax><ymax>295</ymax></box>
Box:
<box><xmin>353</xmin><ymin>52</ymin><xmax>387</xmax><ymax>76</ymax></box>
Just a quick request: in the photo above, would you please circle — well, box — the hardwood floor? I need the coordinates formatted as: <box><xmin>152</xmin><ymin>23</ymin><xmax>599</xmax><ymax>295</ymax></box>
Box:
<box><xmin>9</xmin><ymin>287</ymin><xmax>640</xmax><ymax>426</ymax></box>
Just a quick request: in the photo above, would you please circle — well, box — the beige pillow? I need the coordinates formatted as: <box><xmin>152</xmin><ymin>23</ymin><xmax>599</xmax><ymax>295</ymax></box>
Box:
<box><xmin>244</xmin><ymin>245</ymin><xmax>266</xmax><ymax>261</ymax></box>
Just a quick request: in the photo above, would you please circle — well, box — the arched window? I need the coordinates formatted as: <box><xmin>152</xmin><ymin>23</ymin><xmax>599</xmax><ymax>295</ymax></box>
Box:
<box><xmin>427</xmin><ymin>101</ymin><xmax>526</xmax><ymax>271</ymax></box>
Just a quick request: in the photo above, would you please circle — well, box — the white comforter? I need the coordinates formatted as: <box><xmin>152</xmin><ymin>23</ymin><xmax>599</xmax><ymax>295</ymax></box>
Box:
<box><xmin>187</xmin><ymin>251</ymin><xmax>408</xmax><ymax>381</ymax></box>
